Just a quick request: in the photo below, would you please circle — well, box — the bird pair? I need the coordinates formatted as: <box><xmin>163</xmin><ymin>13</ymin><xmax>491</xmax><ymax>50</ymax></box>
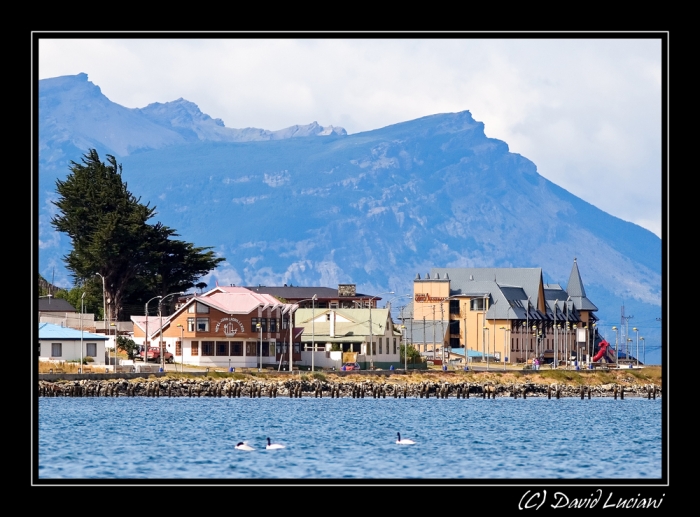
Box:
<box><xmin>235</xmin><ymin>437</ymin><xmax>285</xmax><ymax>450</ymax></box>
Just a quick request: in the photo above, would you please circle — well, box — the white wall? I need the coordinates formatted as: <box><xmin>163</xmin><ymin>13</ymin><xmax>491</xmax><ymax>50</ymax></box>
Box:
<box><xmin>39</xmin><ymin>339</ymin><xmax>106</xmax><ymax>365</ymax></box>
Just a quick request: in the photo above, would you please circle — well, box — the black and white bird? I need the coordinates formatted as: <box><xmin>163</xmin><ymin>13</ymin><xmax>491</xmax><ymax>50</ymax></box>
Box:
<box><xmin>235</xmin><ymin>441</ymin><xmax>255</xmax><ymax>451</ymax></box>
<box><xmin>396</xmin><ymin>432</ymin><xmax>416</xmax><ymax>445</ymax></box>
<box><xmin>266</xmin><ymin>437</ymin><xmax>285</xmax><ymax>450</ymax></box>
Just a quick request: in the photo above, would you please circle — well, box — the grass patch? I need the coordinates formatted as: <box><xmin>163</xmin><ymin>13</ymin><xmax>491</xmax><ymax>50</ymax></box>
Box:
<box><xmin>539</xmin><ymin>370</ymin><xmax>584</xmax><ymax>384</ymax></box>
<box><xmin>312</xmin><ymin>373</ymin><xmax>327</xmax><ymax>382</ymax></box>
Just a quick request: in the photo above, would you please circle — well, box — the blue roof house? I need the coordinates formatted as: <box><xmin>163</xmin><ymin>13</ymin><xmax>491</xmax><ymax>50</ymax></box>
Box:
<box><xmin>38</xmin><ymin>322</ymin><xmax>108</xmax><ymax>365</ymax></box>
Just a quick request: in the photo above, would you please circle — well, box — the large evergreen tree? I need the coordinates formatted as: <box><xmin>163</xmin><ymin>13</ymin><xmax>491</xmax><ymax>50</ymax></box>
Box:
<box><xmin>51</xmin><ymin>149</ymin><xmax>224</xmax><ymax>319</ymax></box>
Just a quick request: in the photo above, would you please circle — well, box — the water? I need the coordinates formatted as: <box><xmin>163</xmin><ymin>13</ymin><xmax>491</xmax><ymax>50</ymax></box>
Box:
<box><xmin>38</xmin><ymin>397</ymin><xmax>662</xmax><ymax>479</ymax></box>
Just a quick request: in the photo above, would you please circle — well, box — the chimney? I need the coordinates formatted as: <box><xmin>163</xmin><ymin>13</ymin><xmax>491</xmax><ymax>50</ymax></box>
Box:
<box><xmin>330</xmin><ymin>310</ymin><xmax>336</xmax><ymax>338</ymax></box>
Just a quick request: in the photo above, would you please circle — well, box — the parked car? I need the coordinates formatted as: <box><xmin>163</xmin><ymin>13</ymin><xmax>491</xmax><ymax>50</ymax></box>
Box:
<box><xmin>342</xmin><ymin>362</ymin><xmax>361</xmax><ymax>371</ymax></box>
<box><xmin>140</xmin><ymin>347</ymin><xmax>174</xmax><ymax>363</ymax></box>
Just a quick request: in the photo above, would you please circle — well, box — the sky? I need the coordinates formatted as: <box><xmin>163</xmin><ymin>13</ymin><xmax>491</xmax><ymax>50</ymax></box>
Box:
<box><xmin>37</xmin><ymin>35</ymin><xmax>665</xmax><ymax>238</ymax></box>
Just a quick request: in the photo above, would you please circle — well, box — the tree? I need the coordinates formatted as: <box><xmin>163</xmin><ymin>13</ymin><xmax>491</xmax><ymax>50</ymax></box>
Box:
<box><xmin>400</xmin><ymin>343</ymin><xmax>421</xmax><ymax>363</ymax></box>
<box><xmin>117</xmin><ymin>335</ymin><xmax>139</xmax><ymax>360</ymax></box>
<box><xmin>51</xmin><ymin>149</ymin><xmax>225</xmax><ymax>320</ymax></box>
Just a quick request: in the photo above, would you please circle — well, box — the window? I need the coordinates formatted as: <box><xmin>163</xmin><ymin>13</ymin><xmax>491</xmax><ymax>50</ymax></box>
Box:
<box><xmin>269</xmin><ymin>343</ymin><xmax>276</xmax><ymax>357</ymax></box>
<box><xmin>450</xmin><ymin>320</ymin><xmax>461</xmax><ymax>335</ymax></box>
<box><xmin>246</xmin><ymin>342</ymin><xmax>256</xmax><ymax>356</ymax></box>
<box><xmin>196</xmin><ymin>318</ymin><xmax>209</xmax><ymax>332</ymax></box>
<box><xmin>470</xmin><ymin>298</ymin><xmax>486</xmax><ymax>311</ymax></box>
<box><xmin>449</xmin><ymin>299</ymin><xmax>460</xmax><ymax>315</ymax></box>
<box><xmin>393</xmin><ymin>338</ymin><xmax>397</xmax><ymax>355</ymax></box>
<box><xmin>269</xmin><ymin>318</ymin><xmax>278</xmax><ymax>333</ymax></box>
<box><xmin>176</xmin><ymin>340</ymin><xmax>182</xmax><ymax>355</ymax></box>
<box><xmin>187</xmin><ymin>317</ymin><xmax>195</xmax><ymax>332</ymax></box>
<box><xmin>86</xmin><ymin>343</ymin><xmax>96</xmax><ymax>357</ymax></box>
<box><xmin>282</xmin><ymin>318</ymin><xmax>288</xmax><ymax>330</ymax></box>
<box><xmin>202</xmin><ymin>341</ymin><xmax>215</xmax><ymax>356</ymax></box>
<box><xmin>379</xmin><ymin>339</ymin><xmax>383</xmax><ymax>355</ymax></box>
<box><xmin>188</xmin><ymin>304</ymin><xmax>196</xmax><ymax>313</ymax></box>
<box><xmin>330</xmin><ymin>301</ymin><xmax>338</xmax><ymax>309</ymax></box>
<box><xmin>51</xmin><ymin>343</ymin><xmax>62</xmax><ymax>357</ymax></box>
<box><xmin>231</xmin><ymin>342</ymin><xmax>243</xmax><ymax>356</ymax></box>
<box><xmin>196</xmin><ymin>302</ymin><xmax>209</xmax><ymax>313</ymax></box>
<box><xmin>260</xmin><ymin>318</ymin><xmax>268</xmax><ymax>332</ymax></box>
<box><xmin>216</xmin><ymin>341</ymin><xmax>229</xmax><ymax>356</ymax></box>
<box><xmin>371</xmin><ymin>340</ymin><xmax>376</xmax><ymax>355</ymax></box>
<box><xmin>251</xmin><ymin>318</ymin><xmax>260</xmax><ymax>332</ymax></box>
<box><xmin>191</xmin><ymin>341</ymin><xmax>199</xmax><ymax>356</ymax></box>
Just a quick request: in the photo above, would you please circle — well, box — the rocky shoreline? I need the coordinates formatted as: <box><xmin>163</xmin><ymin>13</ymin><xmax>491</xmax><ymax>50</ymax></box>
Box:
<box><xmin>39</xmin><ymin>377</ymin><xmax>661</xmax><ymax>399</ymax></box>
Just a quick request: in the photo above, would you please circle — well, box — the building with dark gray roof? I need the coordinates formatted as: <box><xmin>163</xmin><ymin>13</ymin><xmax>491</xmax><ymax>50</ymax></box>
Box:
<box><xmin>411</xmin><ymin>258</ymin><xmax>600</xmax><ymax>365</ymax></box>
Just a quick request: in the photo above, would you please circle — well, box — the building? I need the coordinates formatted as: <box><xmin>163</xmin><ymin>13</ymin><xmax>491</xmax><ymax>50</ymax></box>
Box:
<box><xmin>131</xmin><ymin>286</ymin><xmax>303</xmax><ymax>370</ymax></box>
<box><xmin>411</xmin><ymin>258</ymin><xmax>600</xmax><ymax>365</ymax></box>
<box><xmin>38</xmin><ymin>322</ymin><xmax>108</xmax><ymax>365</ymax></box>
<box><xmin>294</xmin><ymin>307</ymin><xmax>402</xmax><ymax>370</ymax></box>
<box><xmin>243</xmin><ymin>284</ymin><xmax>383</xmax><ymax>309</ymax></box>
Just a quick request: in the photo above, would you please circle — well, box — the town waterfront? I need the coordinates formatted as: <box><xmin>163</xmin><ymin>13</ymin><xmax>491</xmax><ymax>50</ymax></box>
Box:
<box><xmin>38</xmin><ymin>396</ymin><xmax>662</xmax><ymax>479</ymax></box>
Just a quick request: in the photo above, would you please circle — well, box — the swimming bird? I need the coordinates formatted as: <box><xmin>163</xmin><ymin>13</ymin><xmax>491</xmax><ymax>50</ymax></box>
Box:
<box><xmin>396</xmin><ymin>432</ymin><xmax>416</xmax><ymax>445</ymax></box>
<box><xmin>266</xmin><ymin>437</ymin><xmax>285</xmax><ymax>450</ymax></box>
<box><xmin>235</xmin><ymin>441</ymin><xmax>255</xmax><ymax>451</ymax></box>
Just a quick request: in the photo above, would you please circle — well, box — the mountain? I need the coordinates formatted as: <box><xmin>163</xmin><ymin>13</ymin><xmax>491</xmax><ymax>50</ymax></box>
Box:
<box><xmin>36</xmin><ymin>73</ymin><xmax>663</xmax><ymax>364</ymax></box>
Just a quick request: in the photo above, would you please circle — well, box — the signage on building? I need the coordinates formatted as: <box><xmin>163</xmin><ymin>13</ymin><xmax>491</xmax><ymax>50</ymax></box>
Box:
<box><xmin>414</xmin><ymin>293</ymin><xmax>447</xmax><ymax>303</ymax></box>
<box><xmin>215</xmin><ymin>317</ymin><xmax>245</xmax><ymax>337</ymax></box>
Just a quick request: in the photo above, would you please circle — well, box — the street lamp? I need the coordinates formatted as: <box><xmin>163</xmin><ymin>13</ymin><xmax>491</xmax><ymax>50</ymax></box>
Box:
<box><xmin>589</xmin><ymin>323</ymin><xmax>596</xmax><ymax>369</ymax></box>
<box><xmin>294</xmin><ymin>296</ymin><xmax>318</xmax><ymax>371</ymax></box>
<box><xmin>612</xmin><ymin>326</ymin><xmax>619</xmax><ymax>368</ymax></box>
<box><xmin>369</xmin><ymin>291</ymin><xmax>394</xmax><ymax>370</ymax></box>
<box><xmin>499</xmin><ymin>326</ymin><xmax>510</xmax><ymax>370</ymax></box>
<box><xmin>257</xmin><ymin>322</ymin><xmax>263</xmax><ymax>371</ymax></box>
<box><xmin>401</xmin><ymin>325</ymin><xmax>407</xmax><ymax>371</ymax></box>
<box><xmin>572</xmin><ymin>324</ymin><xmax>578</xmax><ymax>369</ymax></box>
<box><xmin>144</xmin><ymin>295</ymin><xmax>162</xmax><ymax>363</ymax></box>
<box><xmin>633</xmin><ymin>327</ymin><xmax>639</xmax><ymax>367</ymax></box>
<box><xmin>532</xmin><ymin>325</ymin><xmax>537</xmax><ymax>364</ymax></box>
<box><xmin>158</xmin><ymin>292</ymin><xmax>184</xmax><ymax>370</ymax></box>
<box><xmin>483</xmin><ymin>326</ymin><xmax>489</xmax><ymax>370</ymax></box>
<box><xmin>640</xmin><ymin>337</ymin><xmax>645</xmax><ymax>365</ymax></box>
<box><xmin>177</xmin><ymin>324</ymin><xmax>184</xmax><ymax>373</ymax></box>
<box><xmin>110</xmin><ymin>322</ymin><xmax>116</xmax><ymax>370</ymax></box>
<box><xmin>79</xmin><ymin>291</ymin><xmax>86</xmax><ymax>373</ymax></box>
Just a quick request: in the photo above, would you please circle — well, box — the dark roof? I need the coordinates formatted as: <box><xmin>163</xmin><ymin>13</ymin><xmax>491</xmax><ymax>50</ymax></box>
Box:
<box><xmin>242</xmin><ymin>285</ymin><xmax>373</xmax><ymax>300</ymax></box>
<box><xmin>38</xmin><ymin>298</ymin><xmax>77</xmax><ymax>312</ymax></box>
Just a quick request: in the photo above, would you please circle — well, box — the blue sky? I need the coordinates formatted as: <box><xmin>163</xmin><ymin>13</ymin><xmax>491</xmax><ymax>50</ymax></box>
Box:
<box><xmin>37</xmin><ymin>35</ymin><xmax>664</xmax><ymax>238</ymax></box>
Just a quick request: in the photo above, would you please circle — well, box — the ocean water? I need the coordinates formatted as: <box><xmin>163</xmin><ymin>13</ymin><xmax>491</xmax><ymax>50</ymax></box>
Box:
<box><xmin>37</xmin><ymin>397</ymin><xmax>662</xmax><ymax>480</ymax></box>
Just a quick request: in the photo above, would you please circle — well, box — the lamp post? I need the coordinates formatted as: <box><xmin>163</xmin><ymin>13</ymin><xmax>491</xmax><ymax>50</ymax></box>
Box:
<box><xmin>79</xmin><ymin>291</ymin><xmax>86</xmax><ymax>373</ymax></box>
<box><xmin>109</xmin><ymin>322</ymin><xmax>116</xmax><ymax>369</ymax></box>
<box><xmin>388</xmin><ymin>294</ymin><xmax>411</xmax><ymax>365</ymax></box>
<box><xmin>532</xmin><ymin>325</ymin><xmax>537</xmax><ymax>365</ymax></box>
<box><xmin>499</xmin><ymin>326</ymin><xmax>510</xmax><ymax>370</ymax></box>
<box><xmin>294</xmin><ymin>297</ymin><xmax>317</xmax><ymax>372</ymax></box>
<box><xmin>612</xmin><ymin>326</ymin><xmax>619</xmax><ymax>368</ymax></box>
<box><xmin>553</xmin><ymin>299</ymin><xmax>558</xmax><ymax>367</ymax></box>
<box><xmin>257</xmin><ymin>322</ymin><xmax>262</xmax><ymax>371</ymax></box>
<box><xmin>144</xmin><ymin>295</ymin><xmax>162</xmax><ymax>363</ymax></box>
<box><xmin>633</xmin><ymin>327</ymin><xmax>639</xmax><ymax>367</ymax></box>
<box><xmin>589</xmin><ymin>323</ymin><xmax>596</xmax><ymax>368</ymax></box>
<box><xmin>401</xmin><ymin>325</ymin><xmax>407</xmax><ymax>371</ymax></box>
<box><xmin>572</xmin><ymin>324</ymin><xmax>578</xmax><ymax>368</ymax></box>
<box><xmin>176</xmin><ymin>324</ymin><xmax>184</xmax><ymax>373</ymax></box>
<box><xmin>484</xmin><ymin>327</ymin><xmax>489</xmax><ymax>370</ymax></box>
<box><xmin>368</xmin><ymin>291</ymin><xmax>394</xmax><ymax>370</ymax></box>
<box><xmin>640</xmin><ymin>337</ymin><xmax>645</xmax><ymax>365</ymax></box>
<box><xmin>158</xmin><ymin>292</ymin><xmax>183</xmax><ymax>370</ymax></box>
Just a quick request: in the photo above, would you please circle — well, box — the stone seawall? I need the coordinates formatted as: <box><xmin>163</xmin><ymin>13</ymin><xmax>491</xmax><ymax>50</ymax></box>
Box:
<box><xmin>38</xmin><ymin>378</ymin><xmax>661</xmax><ymax>399</ymax></box>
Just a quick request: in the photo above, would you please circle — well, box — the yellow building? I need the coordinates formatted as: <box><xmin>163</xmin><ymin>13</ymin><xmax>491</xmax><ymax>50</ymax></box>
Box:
<box><xmin>411</xmin><ymin>259</ymin><xmax>599</xmax><ymax>365</ymax></box>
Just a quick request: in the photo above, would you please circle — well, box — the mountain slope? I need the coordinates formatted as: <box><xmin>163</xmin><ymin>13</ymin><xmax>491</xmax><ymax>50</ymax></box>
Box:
<box><xmin>36</xmin><ymin>74</ymin><xmax>663</xmax><ymax>363</ymax></box>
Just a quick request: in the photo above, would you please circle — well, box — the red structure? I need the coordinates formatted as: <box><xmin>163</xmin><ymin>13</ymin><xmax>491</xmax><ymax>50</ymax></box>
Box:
<box><xmin>592</xmin><ymin>339</ymin><xmax>611</xmax><ymax>362</ymax></box>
